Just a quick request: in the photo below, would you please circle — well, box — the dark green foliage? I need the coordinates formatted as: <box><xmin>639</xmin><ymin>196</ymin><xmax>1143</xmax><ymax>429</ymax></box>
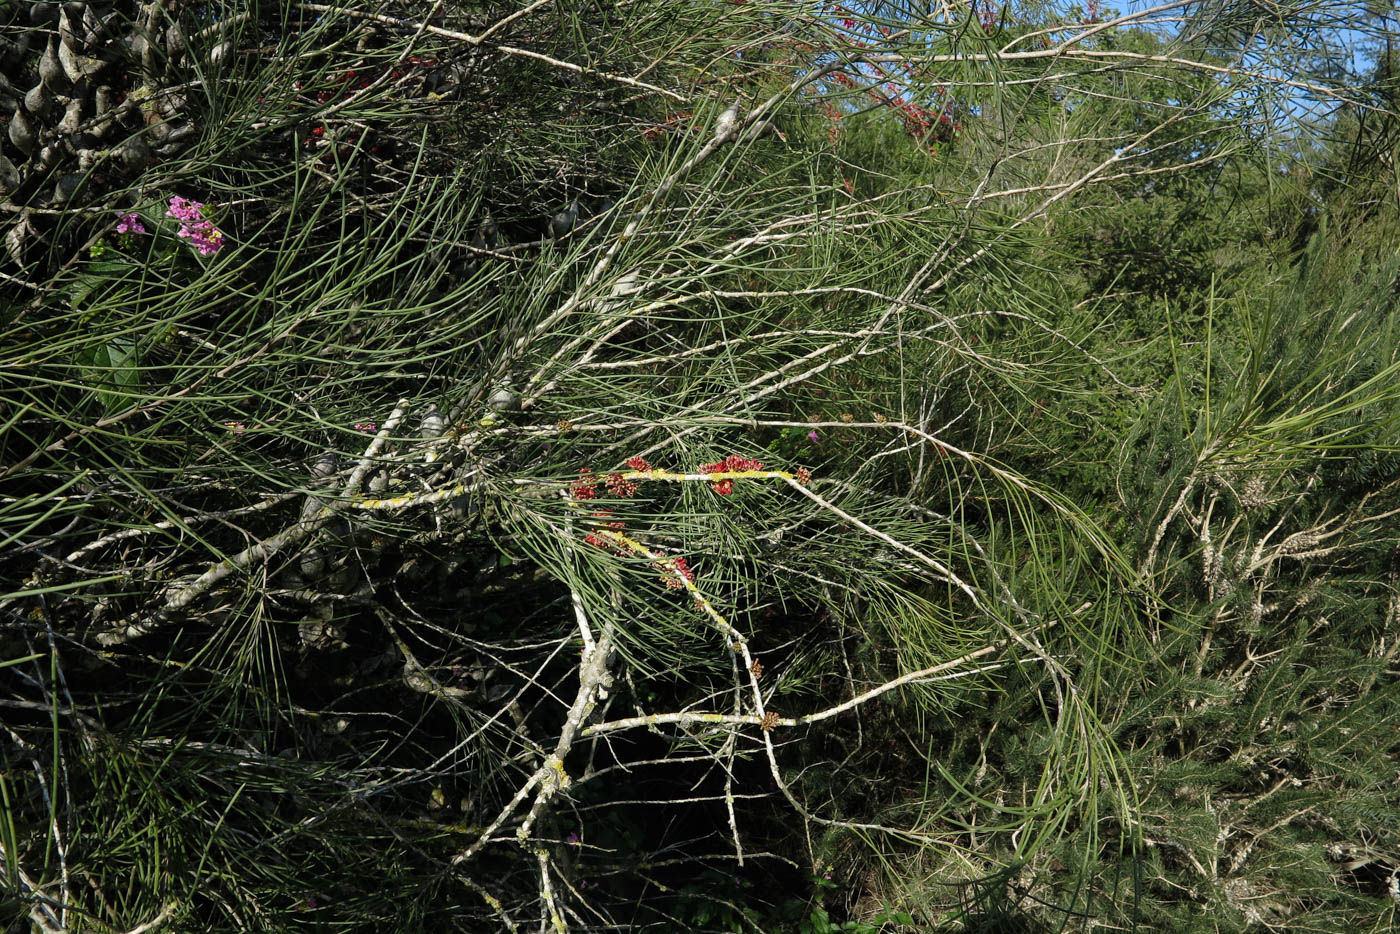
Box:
<box><xmin>3</xmin><ymin>2</ymin><xmax>1400</xmax><ymax>933</ymax></box>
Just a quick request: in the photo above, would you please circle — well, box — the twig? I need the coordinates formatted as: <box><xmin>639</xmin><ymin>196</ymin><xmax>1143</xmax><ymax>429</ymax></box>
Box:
<box><xmin>584</xmin><ymin>644</ymin><xmax>1011</xmax><ymax>736</ymax></box>
<box><xmin>159</xmin><ymin>401</ymin><xmax>408</xmax><ymax>613</ymax></box>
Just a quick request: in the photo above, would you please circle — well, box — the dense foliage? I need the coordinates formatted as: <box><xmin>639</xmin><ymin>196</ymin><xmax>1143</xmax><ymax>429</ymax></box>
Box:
<box><xmin>2</xmin><ymin>1</ymin><xmax>1398</xmax><ymax>932</ymax></box>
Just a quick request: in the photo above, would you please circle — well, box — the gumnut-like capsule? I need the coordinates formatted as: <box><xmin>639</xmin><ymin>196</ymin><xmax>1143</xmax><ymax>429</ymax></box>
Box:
<box><xmin>0</xmin><ymin>154</ymin><xmax>19</xmax><ymax>193</ymax></box>
<box><xmin>58</xmin><ymin>6</ymin><xmax>82</xmax><ymax>51</ymax></box>
<box><xmin>9</xmin><ymin>108</ymin><xmax>38</xmax><ymax>152</ymax></box>
<box><xmin>6</xmin><ymin>214</ymin><xmax>36</xmax><ymax>266</ymax></box>
<box><xmin>488</xmin><ymin>387</ymin><xmax>522</xmax><ymax>413</ymax></box>
<box><xmin>549</xmin><ymin>199</ymin><xmax>579</xmax><ymax>239</ymax></box>
<box><xmin>38</xmin><ymin>38</ymin><xmax>65</xmax><ymax>88</ymax></box>
<box><xmin>116</xmin><ymin>136</ymin><xmax>150</xmax><ymax>173</ymax></box>
<box><xmin>714</xmin><ymin>101</ymin><xmax>740</xmax><ymax>140</ymax></box>
<box><xmin>51</xmin><ymin>173</ymin><xmax>83</xmax><ymax>204</ymax></box>
<box><xmin>419</xmin><ymin>404</ymin><xmax>445</xmax><ymax>440</ymax></box>
<box><xmin>311</xmin><ymin>450</ymin><xmax>339</xmax><ymax>479</ymax></box>
<box><xmin>165</xmin><ymin>21</ymin><xmax>187</xmax><ymax>61</ymax></box>
<box><xmin>299</xmin><ymin>547</ymin><xmax>327</xmax><ymax>580</ymax></box>
<box><xmin>209</xmin><ymin>40</ymin><xmax>234</xmax><ymax>67</ymax></box>
<box><xmin>24</xmin><ymin>82</ymin><xmax>54</xmax><ymax>118</ymax></box>
<box><xmin>57</xmin><ymin>33</ymin><xmax>94</xmax><ymax>83</ymax></box>
<box><xmin>92</xmin><ymin>85</ymin><xmax>114</xmax><ymax>136</ymax></box>
<box><xmin>57</xmin><ymin>98</ymin><xmax>82</xmax><ymax>135</ymax></box>
<box><xmin>470</xmin><ymin>219</ymin><xmax>500</xmax><ymax>252</ymax></box>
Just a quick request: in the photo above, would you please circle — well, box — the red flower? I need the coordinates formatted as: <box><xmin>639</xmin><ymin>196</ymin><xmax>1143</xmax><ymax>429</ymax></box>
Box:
<box><xmin>591</xmin><ymin>510</ymin><xmax>626</xmax><ymax>531</ymax></box>
<box><xmin>606</xmin><ymin>473</ymin><xmax>639</xmax><ymax>497</ymax></box>
<box><xmin>796</xmin><ymin>467</ymin><xmax>812</xmax><ymax>485</ymax></box>
<box><xmin>714</xmin><ymin>479</ymin><xmax>734</xmax><ymax>495</ymax></box>
<box><xmin>625</xmin><ymin>455</ymin><xmax>652</xmax><ymax>471</ymax></box>
<box><xmin>723</xmin><ymin>454</ymin><xmax>764</xmax><ymax>472</ymax></box>
<box><xmin>570</xmin><ymin>468</ymin><xmax>598</xmax><ymax>500</ymax></box>
<box><xmin>584</xmin><ymin>533</ymin><xmax>608</xmax><ymax>549</ymax></box>
<box><xmin>662</xmin><ymin>556</ymin><xmax>695</xmax><ymax>588</ymax></box>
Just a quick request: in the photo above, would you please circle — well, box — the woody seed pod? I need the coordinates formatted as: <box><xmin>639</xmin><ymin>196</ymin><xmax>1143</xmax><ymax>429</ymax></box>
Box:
<box><xmin>488</xmin><ymin>387</ymin><xmax>522</xmax><ymax>412</ymax></box>
<box><xmin>714</xmin><ymin>100</ymin><xmax>740</xmax><ymax>140</ymax></box>
<box><xmin>419</xmin><ymin>405</ymin><xmax>445</xmax><ymax>440</ymax></box>
<box><xmin>165</xmin><ymin>21</ymin><xmax>186</xmax><ymax>62</ymax></box>
<box><xmin>57</xmin><ymin>97</ymin><xmax>82</xmax><ymax>135</ymax></box>
<box><xmin>39</xmin><ymin>38</ymin><xmax>65</xmax><ymax>88</ymax></box>
<box><xmin>116</xmin><ymin>135</ymin><xmax>149</xmax><ymax>173</ymax></box>
<box><xmin>0</xmin><ymin>154</ymin><xmax>19</xmax><ymax>194</ymax></box>
<box><xmin>311</xmin><ymin>451</ymin><xmax>339</xmax><ymax>480</ymax></box>
<box><xmin>52</xmin><ymin>172</ymin><xmax>83</xmax><ymax>204</ymax></box>
<box><xmin>8</xmin><ymin>107</ymin><xmax>37</xmax><ymax>153</ymax></box>
<box><xmin>58</xmin><ymin>6</ymin><xmax>80</xmax><ymax>51</ymax></box>
<box><xmin>24</xmin><ymin>82</ymin><xmax>54</xmax><ymax>119</ymax></box>
<box><xmin>29</xmin><ymin>3</ymin><xmax>58</xmax><ymax>27</ymax></box>
<box><xmin>57</xmin><ymin>34</ymin><xmax>83</xmax><ymax>81</ymax></box>
<box><xmin>299</xmin><ymin>548</ymin><xmax>327</xmax><ymax>580</ymax></box>
<box><xmin>208</xmin><ymin>40</ymin><xmax>233</xmax><ymax>67</ymax></box>
<box><xmin>91</xmin><ymin>84</ymin><xmax>113</xmax><ymax>135</ymax></box>
<box><xmin>5</xmin><ymin>215</ymin><xmax>35</xmax><ymax>266</ymax></box>
<box><xmin>81</xmin><ymin>4</ymin><xmax>103</xmax><ymax>45</ymax></box>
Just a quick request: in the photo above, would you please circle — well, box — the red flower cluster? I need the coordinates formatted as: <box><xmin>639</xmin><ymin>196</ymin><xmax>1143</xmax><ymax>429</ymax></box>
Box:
<box><xmin>796</xmin><ymin>467</ymin><xmax>812</xmax><ymax>485</ymax></box>
<box><xmin>606</xmin><ymin>473</ymin><xmax>639</xmax><ymax>497</ymax></box>
<box><xmin>570</xmin><ymin>468</ymin><xmax>598</xmax><ymax>500</ymax></box>
<box><xmin>823</xmin><ymin>61</ymin><xmax>961</xmax><ymax>155</ymax></box>
<box><xmin>892</xmin><ymin>98</ymin><xmax>959</xmax><ymax>151</ymax></box>
<box><xmin>700</xmin><ymin>455</ymin><xmax>764</xmax><ymax>495</ymax></box>
<box><xmin>980</xmin><ymin>0</ymin><xmax>999</xmax><ymax>30</ymax></box>
<box><xmin>661</xmin><ymin>556</ymin><xmax>695</xmax><ymax>589</ymax></box>
<box><xmin>625</xmin><ymin>455</ymin><xmax>652</xmax><ymax>471</ymax></box>
<box><xmin>701</xmin><ymin>454</ymin><xmax>765</xmax><ymax>474</ymax></box>
<box><xmin>642</xmin><ymin>110</ymin><xmax>694</xmax><ymax>142</ymax></box>
<box><xmin>592</xmin><ymin>510</ymin><xmax>625</xmax><ymax>530</ymax></box>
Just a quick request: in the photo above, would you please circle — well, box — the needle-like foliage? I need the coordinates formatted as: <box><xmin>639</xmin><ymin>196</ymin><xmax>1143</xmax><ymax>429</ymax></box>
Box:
<box><xmin>2</xmin><ymin>2</ymin><xmax>1397</xmax><ymax>932</ymax></box>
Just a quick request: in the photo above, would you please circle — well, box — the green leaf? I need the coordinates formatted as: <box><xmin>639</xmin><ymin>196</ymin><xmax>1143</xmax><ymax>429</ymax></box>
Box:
<box><xmin>83</xmin><ymin>335</ymin><xmax>141</xmax><ymax>413</ymax></box>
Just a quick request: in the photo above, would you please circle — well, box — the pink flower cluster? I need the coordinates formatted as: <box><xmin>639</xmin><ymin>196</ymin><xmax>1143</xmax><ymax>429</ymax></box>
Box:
<box><xmin>166</xmin><ymin>196</ymin><xmax>227</xmax><ymax>256</ymax></box>
<box><xmin>115</xmin><ymin>212</ymin><xmax>145</xmax><ymax>235</ymax></box>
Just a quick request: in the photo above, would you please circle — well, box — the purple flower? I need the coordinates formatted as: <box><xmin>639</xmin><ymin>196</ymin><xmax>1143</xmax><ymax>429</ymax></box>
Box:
<box><xmin>565</xmin><ymin>832</ymin><xmax>580</xmax><ymax>846</ymax></box>
<box><xmin>167</xmin><ymin>196</ymin><xmax>227</xmax><ymax>255</ymax></box>
<box><xmin>807</xmin><ymin>430</ymin><xmax>819</xmax><ymax>442</ymax></box>
<box><xmin>178</xmin><ymin>220</ymin><xmax>226</xmax><ymax>255</ymax></box>
<box><xmin>166</xmin><ymin>196</ymin><xmax>204</xmax><ymax>222</ymax></box>
<box><xmin>115</xmin><ymin>212</ymin><xmax>146</xmax><ymax>235</ymax></box>
<box><xmin>354</xmin><ymin>421</ymin><xmax>378</xmax><ymax>434</ymax></box>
